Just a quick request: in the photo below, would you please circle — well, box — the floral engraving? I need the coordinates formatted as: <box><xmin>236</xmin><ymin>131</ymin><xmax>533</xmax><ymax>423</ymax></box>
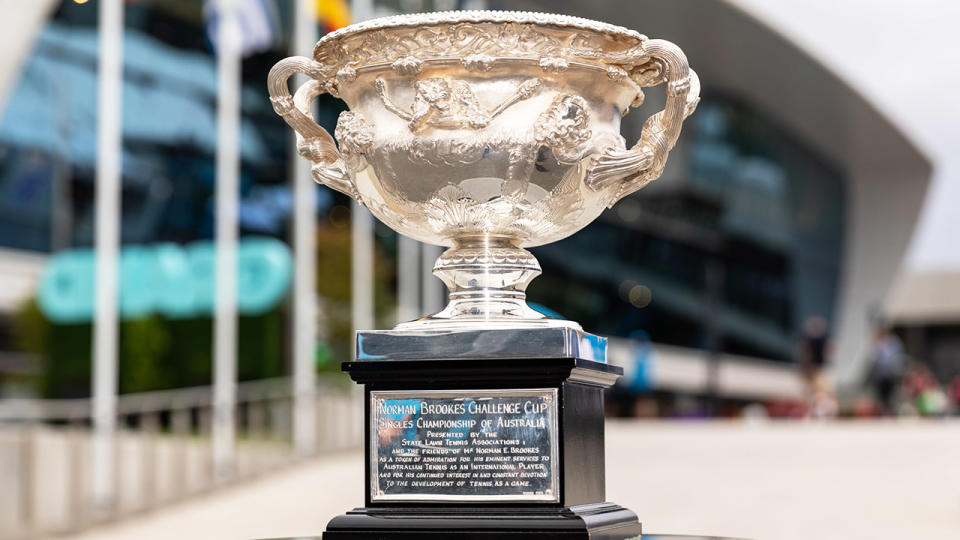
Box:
<box><xmin>335</xmin><ymin>66</ymin><xmax>357</xmax><ymax>84</ymax></box>
<box><xmin>538</xmin><ymin>56</ymin><xmax>569</xmax><ymax>72</ymax></box>
<box><xmin>462</xmin><ymin>53</ymin><xmax>496</xmax><ymax>72</ymax></box>
<box><xmin>311</xmin><ymin>13</ymin><xmax>659</xmax><ymax>99</ymax></box>
<box><xmin>606</xmin><ymin>66</ymin><xmax>628</xmax><ymax>81</ymax></box>
<box><xmin>391</xmin><ymin>55</ymin><xmax>423</xmax><ymax>75</ymax></box>
<box><xmin>389</xmin><ymin>138</ymin><xmax>489</xmax><ymax>168</ymax></box>
<box><xmin>423</xmin><ymin>184</ymin><xmax>498</xmax><ymax>235</ymax></box>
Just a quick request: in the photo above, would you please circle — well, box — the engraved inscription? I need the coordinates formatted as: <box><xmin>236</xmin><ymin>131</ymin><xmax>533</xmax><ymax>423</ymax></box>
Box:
<box><xmin>370</xmin><ymin>389</ymin><xmax>558</xmax><ymax>502</ymax></box>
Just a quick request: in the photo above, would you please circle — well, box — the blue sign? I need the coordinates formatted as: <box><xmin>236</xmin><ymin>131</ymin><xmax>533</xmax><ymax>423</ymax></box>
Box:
<box><xmin>37</xmin><ymin>237</ymin><xmax>292</xmax><ymax>323</ymax></box>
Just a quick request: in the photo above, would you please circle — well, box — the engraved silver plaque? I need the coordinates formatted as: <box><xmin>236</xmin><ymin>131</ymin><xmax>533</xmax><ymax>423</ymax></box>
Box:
<box><xmin>370</xmin><ymin>388</ymin><xmax>559</xmax><ymax>503</ymax></box>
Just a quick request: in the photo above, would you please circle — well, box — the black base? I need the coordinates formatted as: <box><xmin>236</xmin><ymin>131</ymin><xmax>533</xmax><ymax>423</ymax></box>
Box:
<box><xmin>321</xmin><ymin>355</ymin><xmax>639</xmax><ymax>539</ymax></box>
<box><xmin>323</xmin><ymin>503</ymin><xmax>641</xmax><ymax>539</ymax></box>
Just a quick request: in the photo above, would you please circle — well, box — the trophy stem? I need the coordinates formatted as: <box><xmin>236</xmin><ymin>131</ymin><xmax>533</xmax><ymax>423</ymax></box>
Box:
<box><xmin>393</xmin><ymin>236</ymin><xmax>581</xmax><ymax>330</ymax></box>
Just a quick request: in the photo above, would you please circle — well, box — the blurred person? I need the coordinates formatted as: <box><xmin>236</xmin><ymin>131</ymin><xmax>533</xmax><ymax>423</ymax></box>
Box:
<box><xmin>949</xmin><ymin>376</ymin><xmax>960</xmax><ymax>415</ymax></box>
<box><xmin>868</xmin><ymin>326</ymin><xmax>905</xmax><ymax>415</ymax></box>
<box><xmin>852</xmin><ymin>396</ymin><xmax>881</xmax><ymax>418</ymax></box>
<box><xmin>900</xmin><ymin>361</ymin><xmax>949</xmax><ymax>417</ymax></box>
<box><xmin>625</xmin><ymin>329</ymin><xmax>654</xmax><ymax>393</ymax></box>
<box><xmin>741</xmin><ymin>403</ymin><xmax>769</xmax><ymax>423</ymax></box>
<box><xmin>625</xmin><ymin>331</ymin><xmax>657</xmax><ymax>418</ymax></box>
<box><xmin>796</xmin><ymin>316</ymin><xmax>835</xmax><ymax>417</ymax></box>
<box><xmin>606</xmin><ymin>330</ymin><xmax>655</xmax><ymax>418</ymax></box>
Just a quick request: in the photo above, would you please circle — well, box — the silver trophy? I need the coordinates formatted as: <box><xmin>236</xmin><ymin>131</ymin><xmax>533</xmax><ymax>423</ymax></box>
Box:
<box><xmin>268</xmin><ymin>13</ymin><xmax>700</xmax><ymax>535</ymax></box>
<box><xmin>268</xmin><ymin>10</ymin><xmax>698</xmax><ymax>331</ymax></box>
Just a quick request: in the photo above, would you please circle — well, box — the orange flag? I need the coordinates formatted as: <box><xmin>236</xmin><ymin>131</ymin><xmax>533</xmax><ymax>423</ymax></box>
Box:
<box><xmin>315</xmin><ymin>0</ymin><xmax>351</xmax><ymax>32</ymax></box>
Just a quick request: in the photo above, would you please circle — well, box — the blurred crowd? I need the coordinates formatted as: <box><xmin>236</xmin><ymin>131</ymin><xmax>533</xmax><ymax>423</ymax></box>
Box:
<box><xmin>788</xmin><ymin>318</ymin><xmax>958</xmax><ymax>419</ymax></box>
<box><xmin>608</xmin><ymin>315</ymin><xmax>960</xmax><ymax>420</ymax></box>
<box><xmin>857</xmin><ymin>326</ymin><xmax>958</xmax><ymax>418</ymax></box>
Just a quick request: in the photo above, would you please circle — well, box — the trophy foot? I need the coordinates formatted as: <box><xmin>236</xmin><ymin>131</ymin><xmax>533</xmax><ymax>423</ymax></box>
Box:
<box><xmin>393</xmin><ymin>236</ymin><xmax>581</xmax><ymax>331</ymax></box>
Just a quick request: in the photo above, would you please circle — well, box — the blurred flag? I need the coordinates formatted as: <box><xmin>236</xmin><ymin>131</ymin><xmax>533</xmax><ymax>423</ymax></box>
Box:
<box><xmin>315</xmin><ymin>0</ymin><xmax>351</xmax><ymax>32</ymax></box>
<box><xmin>204</xmin><ymin>0</ymin><xmax>281</xmax><ymax>57</ymax></box>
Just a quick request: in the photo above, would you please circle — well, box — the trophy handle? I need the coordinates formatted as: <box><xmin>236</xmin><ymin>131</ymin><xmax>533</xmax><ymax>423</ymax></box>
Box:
<box><xmin>267</xmin><ymin>56</ymin><xmax>360</xmax><ymax>201</ymax></box>
<box><xmin>586</xmin><ymin>39</ymin><xmax>700</xmax><ymax>206</ymax></box>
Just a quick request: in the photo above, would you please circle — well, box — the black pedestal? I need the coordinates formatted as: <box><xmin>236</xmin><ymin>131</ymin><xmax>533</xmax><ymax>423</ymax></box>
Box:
<box><xmin>324</xmin><ymin>504</ymin><xmax>640</xmax><ymax>539</ymax></box>
<box><xmin>322</xmin><ymin>356</ymin><xmax>641</xmax><ymax>539</ymax></box>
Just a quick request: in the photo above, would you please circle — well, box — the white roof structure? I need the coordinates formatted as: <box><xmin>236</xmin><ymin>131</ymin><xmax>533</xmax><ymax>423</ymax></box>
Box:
<box><xmin>730</xmin><ymin>0</ymin><xmax>960</xmax><ymax>330</ymax></box>
<box><xmin>730</xmin><ymin>0</ymin><xmax>960</xmax><ymax>273</ymax></box>
<box><xmin>532</xmin><ymin>0</ymin><xmax>933</xmax><ymax>387</ymax></box>
<box><xmin>887</xmin><ymin>271</ymin><xmax>960</xmax><ymax>324</ymax></box>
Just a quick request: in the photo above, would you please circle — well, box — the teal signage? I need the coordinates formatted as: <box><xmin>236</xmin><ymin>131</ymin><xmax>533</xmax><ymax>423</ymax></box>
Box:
<box><xmin>38</xmin><ymin>237</ymin><xmax>292</xmax><ymax>323</ymax></box>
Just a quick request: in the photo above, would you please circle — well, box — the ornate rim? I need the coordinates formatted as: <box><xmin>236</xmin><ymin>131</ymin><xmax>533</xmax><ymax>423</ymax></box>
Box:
<box><xmin>313</xmin><ymin>10</ymin><xmax>646</xmax><ymax>60</ymax></box>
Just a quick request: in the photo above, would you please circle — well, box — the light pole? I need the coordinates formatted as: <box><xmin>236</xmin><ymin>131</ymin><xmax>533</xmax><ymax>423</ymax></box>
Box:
<box><xmin>212</xmin><ymin>0</ymin><xmax>241</xmax><ymax>481</ymax></box>
<box><xmin>91</xmin><ymin>0</ymin><xmax>123</xmax><ymax>513</ymax></box>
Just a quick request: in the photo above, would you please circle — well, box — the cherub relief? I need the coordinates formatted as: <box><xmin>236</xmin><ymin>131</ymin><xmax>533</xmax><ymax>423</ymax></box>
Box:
<box><xmin>375</xmin><ymin>77</ymin><xmax>542</xmax><ymax>132</ymax></box>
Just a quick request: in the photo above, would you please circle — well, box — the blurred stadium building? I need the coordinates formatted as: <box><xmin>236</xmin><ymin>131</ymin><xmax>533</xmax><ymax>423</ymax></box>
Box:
<box><xmin>0</xmin><ymin>0</ymin><xmax>935</xmax><ymax>406</ymax></box>
<box><xmin>887</xmin><ymin>271</ymin><xmax>960</xmax><ymax>391</ymax></box>
<box><xmin>494</xmin><ymin>0</ymin><xmax>933</xmax><ymax>410</ymax></box>
<box><xmin>0</xmin><ymin>0</ymin><xmax>949</xmax><ymax>537</ymax></box>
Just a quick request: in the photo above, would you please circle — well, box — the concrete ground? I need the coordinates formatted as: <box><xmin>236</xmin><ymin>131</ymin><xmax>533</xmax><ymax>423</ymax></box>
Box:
<box><xmin>64</xmin><ymin>420</ymin><xmax>960</xmax><ymax>540</ymax></box>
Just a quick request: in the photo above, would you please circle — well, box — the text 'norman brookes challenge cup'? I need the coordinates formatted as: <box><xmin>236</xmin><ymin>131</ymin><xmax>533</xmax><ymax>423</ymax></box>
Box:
<box><xmin>268</xmin><ymin>11</ymin><xmax>698</xmax><ymax>331</ymax></box>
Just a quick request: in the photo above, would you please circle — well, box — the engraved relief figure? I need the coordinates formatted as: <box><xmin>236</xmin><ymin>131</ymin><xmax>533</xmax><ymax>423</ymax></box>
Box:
<box><xmin>334</xmin><ymin>111</ymin><xmax>375</xmax><ymax>171</ymax></box>
<box><xmin>534</xmin><ymin>94</ymin><xmax>592</xmax><ymax>163</ymax></box>
<box><xmin>375</xmin><ymin>77</ymin><xmax>543</xmax><ymax>132</ymax></box>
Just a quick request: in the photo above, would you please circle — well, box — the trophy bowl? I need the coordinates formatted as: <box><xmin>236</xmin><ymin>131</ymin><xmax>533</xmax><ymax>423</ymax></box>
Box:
<box><xmin>268</xmin><ymin>10</ymin><xmax>698</xmax><ymax>330</ymax></box>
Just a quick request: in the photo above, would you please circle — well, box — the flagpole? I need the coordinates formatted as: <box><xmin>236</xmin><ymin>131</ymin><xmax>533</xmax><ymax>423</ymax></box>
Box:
<box><xmin>350</xmin><ymin>208</ymin><xmax>374</xmax><ymax>343</ymax></box>
<box><xmin>421</xmin><ymin>244</ymin><xmax>444</xmax><ymax>316</ymax></box>
<box><xmin>92</xmin><ymin>0</ymin><xmax>123</xmax><ymax>513</ymax></box>
<box><xmin>350</xmin><ymin>0</ymin><xmax>375</xmax><ymax>349</ymax></box>
<box><xmin>213</xmin><ymin>0</ymin><xmax>241</xmax><ymax>482</ymax></box>
<box><xmin>292</xmin><ymin>0</ymin><xmax>318</xmax><ymax>458</ymax></box>
<box><xmin>394</xmin><ymin>0</ymin><xmax>420</xmax><ymax>326</ymax></box>
<box><xmin>397</xmin><ymin>236</ymin><xmax>420</xmax><ymax>323</ymax></box>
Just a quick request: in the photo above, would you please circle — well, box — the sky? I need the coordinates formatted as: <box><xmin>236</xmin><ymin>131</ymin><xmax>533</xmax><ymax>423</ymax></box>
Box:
<box><xmin>730</xmin><ymin>0</ymin><xmax>960</xmax><ymax>273</ymax></box>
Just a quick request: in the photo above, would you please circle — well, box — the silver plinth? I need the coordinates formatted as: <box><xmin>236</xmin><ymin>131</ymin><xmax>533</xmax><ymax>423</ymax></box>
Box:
<box><xmin>356</xmin><ymin>326</ymin><xmax>606</xmax><ymax>363</ymax></box>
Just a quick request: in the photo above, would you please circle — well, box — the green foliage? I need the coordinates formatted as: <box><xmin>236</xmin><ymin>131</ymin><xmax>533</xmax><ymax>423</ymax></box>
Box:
<box><xmin>12</xmin><ymin>297</ymin><xmax>94</xmax><ymax>398</ymax></box>
<box><xmin>315</xmin><ymin>341</ymin><xmax>333</xmax><ymax>367</ymax></box>
<box><xmin>10</xmin><ymin>222</ymin><xmax>398</xmax><ymax>398</ymax></box>
<box><xmin>314</xmin><ymin>221</ymin><xmax>397</xmax><ymax>369</ymax></box>
<box><xmin>11</xmin><ymin>301</ymin><xmax>291</xmax><ymax>398</ymax></box>
<box><xmin>316</xmin><ymin>225</ymin><xmax>353</xmax><ymax>303</ymax></box>
<box><xmin>238</xmin><ymin>307</ymin><xmax>284</xmax><ymax>381</ymax></box>
<box><xmin>11</xmin><ymin>298</ymin><xmax>46</xmax><ymax>355</ymax></box>
<box><xmin>40</xmin><ymin>320</ymin><xmax>92</xmax><ymax>399</ymax></box>
<box><xmin>120</xmin><ymin>316</ymin><xmax>170</xmax><ymax>393</ymax></box>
